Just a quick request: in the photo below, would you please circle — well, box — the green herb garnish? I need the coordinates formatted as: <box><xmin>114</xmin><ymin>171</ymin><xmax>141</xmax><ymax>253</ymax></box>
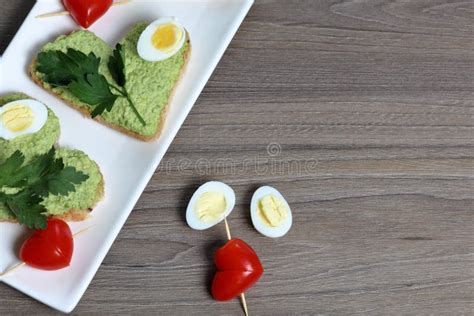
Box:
<box><xmin>37</xmin><ymin>46</ymin><xmax>146</xmax><ymax>126</ymax></box>
<box><xmin>107</xmin><ymin>44</ymin><xmax>146</xmax><ymax>125</ymax></box>
<box><xmin>0</xmin><ymin>148</ymin><xmax>89</xmax><ymax>229</ymax></box>
<box><xmin>108</xmin><ymin>44</ymin><xmax>126</xmax><ymax>87</ymax></box>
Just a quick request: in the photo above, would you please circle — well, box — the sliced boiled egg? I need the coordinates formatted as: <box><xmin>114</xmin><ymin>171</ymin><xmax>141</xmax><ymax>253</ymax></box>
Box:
<box><xmin>137</xmin><ymin>17</ymin><xmax>186</xmax><ymax>62</ymax></box>
<box><xmin>0</xmin><ymin>99</ymin><xmax>48</xmax><ymax>140</ymax></box>
<box><xmin>186</xmin><ymin>181</ymin><xmax>236</xmax><ymax>230</ymax></box>
<box><xmin>251</xmin><ymin>186</ymin><xmax>292</xmax><ymax>238</ymax></box>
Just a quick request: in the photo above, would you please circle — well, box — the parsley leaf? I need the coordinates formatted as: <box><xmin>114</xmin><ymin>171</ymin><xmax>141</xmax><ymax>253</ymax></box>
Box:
<box><xmin>69</xmin><ymin>73</ymin><xmax>118</xmax><ymax>118</ymax></box>
<box><xmin>20</xmin><ymin>147</ymin><xmax>56</xmax><ymax>187</ymax></box>
<box><xmin>0</xmin><ymin>150</ymin><xmax>26</xmax><ymax>187</ymax></box>
<box><xmin>107</xmin><ymin>44</ymin><xmax>146</xmax><ymax>126</ymax></box>
<box><xmin>23</xmin><ymin>148</ymin><xmax>89</xmax><ymax>197</ymax></box>
<box><xmin>37</xmin><ymin>49</ymin><xmax>101</xmax><ymax>86</ymax></box>
<box><xmin>36</xmin><ymin>47</ymin><xmax>146</xmax><ymax>126</ymax></box>
<box><xmin>0</xmin><ymin>190</ymin><xmax>47</xmax><ymax>230</ymax></box>
<box><xmin>108</xmin><ymin>44</ymin><xmax>126</xmax><ymax>86</ymax></box>
<box><xmin>45</xmin><ymin>165</ymin><xmax>90</xmax><ymax>196</ymax></box>
<box><xmin>0</xmin><ymin>148</ymin><xmax>89</xmax><ymax>229</ymax></box>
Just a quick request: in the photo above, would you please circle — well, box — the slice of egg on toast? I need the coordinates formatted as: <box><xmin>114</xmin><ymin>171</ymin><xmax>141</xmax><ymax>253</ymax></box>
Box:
<box><xmin>137</xmin><ymin>17</ymin><xmax>186</xmax><ymax>62</ymax></box>
<box><xmin>0</xmin><ymin>99</ymin><xmax>48</xmax><ymax>140</ymax></box>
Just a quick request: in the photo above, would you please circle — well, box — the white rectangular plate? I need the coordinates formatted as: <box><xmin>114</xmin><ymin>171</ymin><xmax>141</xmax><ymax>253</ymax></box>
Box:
<box><xmin>0</xmin><ymin>0</ymin><xmax>253</xmax><ymax>312</ymax></box>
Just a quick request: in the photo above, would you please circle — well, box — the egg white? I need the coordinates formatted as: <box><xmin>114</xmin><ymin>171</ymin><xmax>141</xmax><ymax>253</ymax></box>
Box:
<box><xmin>137</xmin><ymin>17</ymin><xmax>186</xmax><ymax>62</ymax></box>
<box><xmin>186</xmin><ymin>181</ymin><xmax>236</xmax><ymax>230</ymax></box>
<box><xmin>250</xmin><ymin>186</ymin><xmax>292</xmax><ymax>238</ymax></box>
<box><xmin>0</xmin><ymin>99</ymin><xmax>48</xmax><ymax>140</ymax></box>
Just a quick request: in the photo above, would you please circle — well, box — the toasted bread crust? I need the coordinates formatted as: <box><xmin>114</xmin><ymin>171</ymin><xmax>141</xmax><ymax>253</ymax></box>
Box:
<box><xmin>29</xmin><ymin>36</ymin><xmax>191</xmax><ymax>142</ymax></box>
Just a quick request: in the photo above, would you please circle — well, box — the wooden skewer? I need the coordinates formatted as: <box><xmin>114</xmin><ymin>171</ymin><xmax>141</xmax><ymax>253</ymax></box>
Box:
<box><xmin>240</xmin><ymin>292</ymin><xmax>249</xmax><ymax>316</ymax></box>
<box><xmin>224</xmin><ymin>218</ymin><xmax>249</xmax><ymax>316</ymax></box>
<box><xmin>224</xmin><ymin>217</ymin><xmax>232</xmax><ymax>241</ymax></box>
<box><xmin>36</xmin><ymin>0</ymin><xmax>132</xmax><ymax>19</ymax></box>
<box><xmin>0</xmin><ymin>262</ymin><xmax>26</xmax><ymax>277</ymax></box>
<box><xmin>0</xmin><ymin>226</ymin><xmax>93</xmax><ymax>278</ymax></box>
<box><xmin>72</xmin><ymin>225</ymin><xmax>94</xmax><ymax>238</ymax></box>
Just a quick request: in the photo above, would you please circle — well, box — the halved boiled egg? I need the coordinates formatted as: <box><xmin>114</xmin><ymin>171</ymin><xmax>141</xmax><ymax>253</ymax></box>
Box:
<box><xmin>137</xmin><ymin>17</ymin><xmax>186</xmax><ymax>62</ymax></box>
<box><xmin>251</xmin><ymin>186</ymin><xmax>292</xmax><ymax>238</ymax></box>
<box><xmin>186</xmin><ymin>181</ymin><xmax>236</xmax><ymax>230</ymax></box>
<box><xmin>0</xmin><ymin>99</ymin><xmax>48</xmax><ymax>140</ymax></box>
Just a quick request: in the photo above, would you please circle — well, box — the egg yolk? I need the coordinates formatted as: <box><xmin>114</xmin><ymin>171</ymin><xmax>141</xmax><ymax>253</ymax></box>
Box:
<box><xmin>195</xmin><ymin>191</ymin><xmax>227</xmax><ymax>223</ymax></box>
<box><xmin>258</xmin><ymin>195</ymin><xmax>288</xmax><ymax>227</ymax></box>
<box><xmin>1</xmin><ymin>104</ymin><xmax>34</xmax><ymax>133</ymax></box>
<box><xmin>152</xmin><ymin>23</ymin><xmax>182</xmax><ymax>52</ymax></box>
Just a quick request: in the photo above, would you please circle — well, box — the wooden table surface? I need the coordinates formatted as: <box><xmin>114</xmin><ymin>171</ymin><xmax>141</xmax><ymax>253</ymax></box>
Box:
<box><xmin>1</xmin><ymin>0</ymin><xmax>473</xmax><ymax>314</ymax></box>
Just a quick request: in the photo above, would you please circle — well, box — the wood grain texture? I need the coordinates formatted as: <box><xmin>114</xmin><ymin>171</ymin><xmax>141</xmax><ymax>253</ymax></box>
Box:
<box><xmin>1</xmin><ymin>0</ymin><xmax>473</xmax><ymax>314</ymax></box>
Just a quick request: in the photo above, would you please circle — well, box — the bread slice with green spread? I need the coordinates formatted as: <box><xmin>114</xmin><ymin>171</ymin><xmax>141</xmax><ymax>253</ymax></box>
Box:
<box><xmin>29</xmin><ymin>22</ymin><xmax>191</xmax><ymax>141</ymax></box>
<box><xmin>0</xmin><ymin>93</ymin><xmax>104</xmax><ymax>223</ymax></box>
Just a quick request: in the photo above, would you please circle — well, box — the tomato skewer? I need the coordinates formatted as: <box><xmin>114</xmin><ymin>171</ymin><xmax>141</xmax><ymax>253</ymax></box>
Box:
<box><xmin>211</xmin><ymin>218</ymin><xmax>264</xmax><ymax>315</ymax></box>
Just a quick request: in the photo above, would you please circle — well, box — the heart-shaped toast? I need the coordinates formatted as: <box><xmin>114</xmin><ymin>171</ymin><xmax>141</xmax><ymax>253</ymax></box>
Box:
<box><xmin>63</xmin><ymin>0</ymin><xmax>113</xmax><ymax>28</ymax></box>
<box><xmin>212</xmin><ymin>239</ymin><xmax>264</xmax><ymax>301</ymax></box>
<box><xmin>29</xmin><ymin>23</ymin><xmax>191</xmax><ymax>141</ymax></box>
<box><xmin>20</xmin><ymin>219</ymin><xmax>74</xmax><ymax>270</ymax></box>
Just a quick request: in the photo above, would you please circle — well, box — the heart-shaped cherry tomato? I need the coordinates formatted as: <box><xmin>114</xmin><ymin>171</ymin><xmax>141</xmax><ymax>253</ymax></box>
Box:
<box><xmin>19</xmin><ymin>219</ymin><xmax>74</xmax><ymax>271</ymax></box>
<box><xmin>63</xmin><ymin>0</ymin><xmax>113</xmax><ymax>29</ymax></box>
<box><xmin>212</xmin><ymin>239</ymin><xmax>264</xmax><ymax>301</ymax></box>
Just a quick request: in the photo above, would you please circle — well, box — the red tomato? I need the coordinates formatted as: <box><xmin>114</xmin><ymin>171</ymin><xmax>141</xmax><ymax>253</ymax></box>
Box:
<box><xmin>212</xmin><ymin>239</ymin><xmax>264</xmax><ymax>301</ymax></box>
<box><xmin>63</xmin><ymin>0</ymin><xmax>113</xmax><ymax>29</ymax></box>
<box><xmin>20</xmin><ymin>219</ymin><xmax>74</xmax><ymax>270</ymax></box>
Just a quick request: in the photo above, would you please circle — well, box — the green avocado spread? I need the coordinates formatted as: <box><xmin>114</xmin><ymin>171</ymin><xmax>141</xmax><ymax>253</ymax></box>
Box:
<box><xmin>0</xmin><ymin>93</ymin><xmax>102</xmax><ymax>221</ymax></box>
<box><xmin>35</xmin><ymin>22</ymin><xmax>189</xmax><ymax>137</ymax></box>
